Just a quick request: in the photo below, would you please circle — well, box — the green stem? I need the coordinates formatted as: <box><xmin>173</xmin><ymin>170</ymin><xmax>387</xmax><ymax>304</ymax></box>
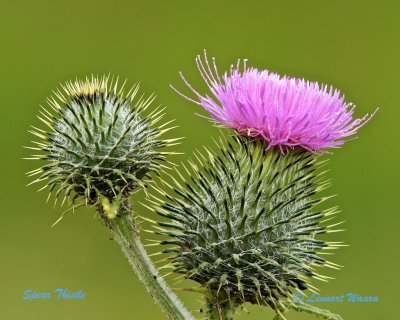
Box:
<box><xmin>205</xmin><ymin>295</ymin><xmax>237</xmax><ymax>320</ymax></box>
<box><xmin>273</xmin><ymin>302</ymin><xmax>343</xmax><ymax>320</ymax></box>
<box><xmin>107</xmin><ymin>210</ymin><xmax>195</xmax><ymax>320</ymax></box>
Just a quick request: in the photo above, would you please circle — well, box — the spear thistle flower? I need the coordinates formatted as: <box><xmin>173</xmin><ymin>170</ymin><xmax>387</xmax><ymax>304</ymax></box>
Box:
<box><xmin>155</xmin><ymin>52</ymin><xmax>376</xmax><ymax>319</ymax></box>
<box><xmin>173</xmin><ymin>51</ymin><xmax>376</xmax><ymax>153</ymax></box>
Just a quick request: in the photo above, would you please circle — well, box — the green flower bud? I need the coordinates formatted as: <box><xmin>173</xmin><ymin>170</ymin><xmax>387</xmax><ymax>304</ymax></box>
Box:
<box><xmin>26</xmin><ymin>75</ymin><xmax>175</xmax><ymax>214</ymax></box>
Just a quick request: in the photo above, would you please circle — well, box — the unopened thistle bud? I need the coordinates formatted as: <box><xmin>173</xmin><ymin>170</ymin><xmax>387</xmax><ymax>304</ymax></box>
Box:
<box><xmin>26</xmin><ymin>75</ymin><xmax>175</xmax><ymax>219</ymax></box>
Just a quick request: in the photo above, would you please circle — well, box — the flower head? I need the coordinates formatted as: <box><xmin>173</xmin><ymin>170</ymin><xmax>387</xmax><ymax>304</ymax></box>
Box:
<box><xmin>173</xmin><ymin>51</ymin><xmax>376</xmax><ymax>153</ymax></box>
<box><xmin>154</xmin><ymin>136</ymin><xmax>342</xmax><ymax>312</ymax></box>
<box><xmin>25</xmin><ymin>75</ymin><xmax>175</xmax><ymax>214</ymax></box>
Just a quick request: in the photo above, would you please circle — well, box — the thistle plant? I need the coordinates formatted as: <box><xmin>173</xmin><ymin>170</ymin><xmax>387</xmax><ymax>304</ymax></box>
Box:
<box><xmin>24</xmin><ymin>57</ymin><xmax>376</xmax><ymax>320</ymax></box>
<box><xmin>25</xmin><ymin>75</ymin><xmax>194</xmax><ymax>320</ymax></box>
<box><xmin>153</xmin><ymin>51</ymin><xmax>376</xmax><ymax>320</ymax></box>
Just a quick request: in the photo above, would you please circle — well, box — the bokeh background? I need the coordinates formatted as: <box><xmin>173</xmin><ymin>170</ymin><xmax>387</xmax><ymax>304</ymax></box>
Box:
<box><xmin>1</xmin><ymin>0</ymin><xmax>398</xmax><ymax>319</ymax></box>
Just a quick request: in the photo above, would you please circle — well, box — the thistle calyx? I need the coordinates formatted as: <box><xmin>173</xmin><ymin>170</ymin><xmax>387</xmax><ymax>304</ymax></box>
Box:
<box><xmin>26</xmin><ymin>75</ymin><xmax>174</xmax><ymax>217</ymax></box>
<box><xmin>154</xmin><ymin>137</ymin><xmax>342</xmax><ymax>314</ymax></box>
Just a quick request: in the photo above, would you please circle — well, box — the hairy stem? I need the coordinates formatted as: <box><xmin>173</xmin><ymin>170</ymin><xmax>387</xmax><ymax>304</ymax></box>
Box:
<box><xmin>272</xmin><ymin>302</ymin><xmax>343</xmax><ymax>320</ymax></box>
<box><xmin>107</xmin><ymin>208</ymin><xmax>194</xmax><ymax>320</ymax></box>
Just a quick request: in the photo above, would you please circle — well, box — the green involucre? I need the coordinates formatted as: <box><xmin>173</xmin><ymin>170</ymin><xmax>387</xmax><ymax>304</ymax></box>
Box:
<box><xmin>153</xmin><ymin>136</ymin><xmax>342</xmax><ymax>312</ymax></box>
<box><xmin>26</xmin><ymin>75</ymin><xmax>173</xmax><ymax>208</ymax></box>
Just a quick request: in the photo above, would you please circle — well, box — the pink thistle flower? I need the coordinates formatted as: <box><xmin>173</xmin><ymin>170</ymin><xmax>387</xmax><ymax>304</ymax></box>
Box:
<box><xmin>172</xmin><ymin>51</ymin><xmax>376</xmax><ymax>153</ymax></box>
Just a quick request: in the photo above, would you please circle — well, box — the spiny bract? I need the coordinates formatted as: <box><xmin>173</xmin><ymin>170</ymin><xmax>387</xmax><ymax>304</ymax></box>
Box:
<box><xmin>26</xmin><ymin>75</ymin><xmax>176</xmax><ymax>208</ymax></box>
<box><xmin>153</xmin><ymin>137</ymin><xmax>343</xmax><ymax>311</ymax></box>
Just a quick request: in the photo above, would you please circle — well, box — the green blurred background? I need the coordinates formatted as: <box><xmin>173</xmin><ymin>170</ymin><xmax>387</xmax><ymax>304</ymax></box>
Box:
<box><xmin>0</xmin><ymin>0</ymin><xmax>398</xmax><ymax>319</ymax></box>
